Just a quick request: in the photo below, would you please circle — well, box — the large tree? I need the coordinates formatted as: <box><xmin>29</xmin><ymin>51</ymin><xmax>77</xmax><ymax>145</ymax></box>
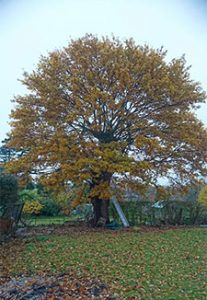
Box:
<box><xmin>6</xmin><ymin>35</ymin><xmax>207</xmax><ymax>225</ymax></box>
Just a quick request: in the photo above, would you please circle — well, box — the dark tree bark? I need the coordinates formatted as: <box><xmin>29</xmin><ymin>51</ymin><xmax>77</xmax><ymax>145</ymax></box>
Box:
<box><xmin>91</xmin><ymin>198</ymin><xmax>102</xmax><ymax>225</ymax></box>
<box><xmin>91</xmin><ymin>198</ymin><xmax>110</xmax><ymax>227</ymax></box>
<box><xmin>101</xmin><ymin>199</ymin><xmax>110</xmax><ymax>223</ymax></box>
<box><xmin>90</xmin><ymin>171</ymin><xmax>112</xmax><ymax>227</ymax></box>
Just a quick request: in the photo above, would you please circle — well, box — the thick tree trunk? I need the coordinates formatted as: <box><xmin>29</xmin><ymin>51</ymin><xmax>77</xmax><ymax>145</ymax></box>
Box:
<box><xmin>91</xmin><ymin>198</ymin><xmax>110</xmax><ymax>227</ymax></box>
<box><xmin>91</xmin><ymin>198</ymin><xmax>102</xmax><ymax>225</ymax></box>
<box><xmin>90</xmin><ymin>171</ymin><xmax>112</xmax><ymax>227</ymax></box>
<box><xmin>101</xmin><ymin>199</ymin><xmax>110</xmax><ymax>223</ymax></box>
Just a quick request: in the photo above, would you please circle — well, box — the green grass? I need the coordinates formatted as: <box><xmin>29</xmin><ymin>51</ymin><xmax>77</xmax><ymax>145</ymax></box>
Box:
<box><xmin>23</xmin><ymin>215</ymin><xmax>72</xmax><ymax>226</ymax></box>
<box><xmin>1</xmin><ymin>228</ymin><xmax>207</xmax><ymax>299</ymax></box>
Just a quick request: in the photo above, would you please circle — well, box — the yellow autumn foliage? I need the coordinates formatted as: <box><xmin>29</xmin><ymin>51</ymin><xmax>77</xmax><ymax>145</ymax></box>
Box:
<box><xmin>4</xmin><ymin>34</ymin><xmax>207</xmax><ymax>222</ymax></box>
<box><xmin>23</xmin><ymin>200</ymin><xmax>43</xmax><ymax>215</ymax></box>
<box><xmin>198</xmin><ymin>186</ymin><xmax>207</xmax><ymax>208</ymax></box>
<box><xmin>55</xmin><ymin>191</ymin><xmax>72</xmax><ymax>215</ymax></box>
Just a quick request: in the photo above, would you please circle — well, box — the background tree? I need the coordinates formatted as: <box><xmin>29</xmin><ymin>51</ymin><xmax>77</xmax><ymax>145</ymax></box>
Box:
<box><xmin>0</xmin><ymin>169</ymin><xmax>18</xmax><ymax>210</ymax></box>
<box><xmin>6</xmin><ymin>35</ymin><xmax>207</xmax><ymax>225</ymax></box>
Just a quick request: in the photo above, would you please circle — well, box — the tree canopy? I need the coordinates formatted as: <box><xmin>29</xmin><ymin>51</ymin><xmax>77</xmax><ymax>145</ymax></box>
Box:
<box><xmin>5</xmin><ymin>35</ymin><xmax>207</xmax><ymax>224</ymax></box>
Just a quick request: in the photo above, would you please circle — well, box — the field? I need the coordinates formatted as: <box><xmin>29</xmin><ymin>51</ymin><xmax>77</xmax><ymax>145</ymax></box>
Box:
<box><xmin>0</xmin><ymin>227</ymin><xmax>207</xmax><ymax>299</ymax></box>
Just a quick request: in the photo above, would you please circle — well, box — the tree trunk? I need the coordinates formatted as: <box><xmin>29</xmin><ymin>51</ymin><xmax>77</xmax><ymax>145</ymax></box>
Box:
<box><xmin>101</xmin><ymin>199</ymin><xmax>110</xmax><ymax>224</ymax></box>
<box><xmin>91</xmin><ymin>198</ymin><xmax>110</xmax><ymax>227</ymax></box>
<box><xmin>90</xmin><ymin>171</ymin><xmax>112</xmax><ymax>227</ymax></box>
<box><xmin>91</xmin><ymin>198</ymin><xmax>102</xmax><ymax>225</ymax></box>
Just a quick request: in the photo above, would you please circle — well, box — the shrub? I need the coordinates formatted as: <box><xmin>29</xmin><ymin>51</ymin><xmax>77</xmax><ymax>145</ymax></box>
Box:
<box><xmin>40</xmin><ymin>197</ymin><xmax>60</xmax><ymax>216</ymax></box>
<box><xmin>198</xmin><ymin>185</ymin><xmax>207</xmax><ymax>208</ymax></box>
<box><xmin>55</xmin><ymin>191</ymin><xmax>72</xmax><ymax>215</ymax></box>
<box><xmin>23</xmin><ymin>200</ymin><xmax>43</xmax><ymax>215</ymax></box>
<box><xmin>19</xmin><ymin>188</ymin><xmax>43</xmax><ymax>216</ymax></box>
<box><xmin>19</xmin><ymin>188</ymin><xmax>62</xmax><ymax>216</ymax></box>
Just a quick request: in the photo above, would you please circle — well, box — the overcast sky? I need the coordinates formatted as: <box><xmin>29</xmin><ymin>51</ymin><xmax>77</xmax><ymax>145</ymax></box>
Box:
<box><xmin>0</xmin><ymin>0</ymin><xmax>207</xmax><ymax>143</ymax></box>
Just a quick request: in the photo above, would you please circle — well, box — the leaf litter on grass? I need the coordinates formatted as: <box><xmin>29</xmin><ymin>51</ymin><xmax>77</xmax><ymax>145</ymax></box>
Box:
<box><xmin>0</xmin><ymin>272</ymin><xmax>115</xmax><ymax>299</ymax></box>
<box><xmin>0</xmin><ymin>226</ymin><xmax>207</xmax><ymax>299</ymax></box>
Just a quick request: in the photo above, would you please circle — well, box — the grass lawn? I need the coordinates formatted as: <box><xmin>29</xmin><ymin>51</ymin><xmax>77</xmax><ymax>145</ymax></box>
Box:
<box><xmin>1</xmin><ymin>228</ymin><xmax>207</xmax><ymax>299</ymax></box>
<box><xmin>23</xmin><ymin>215</ymin><xmax>72</xmax><ymax>226</ymax></box>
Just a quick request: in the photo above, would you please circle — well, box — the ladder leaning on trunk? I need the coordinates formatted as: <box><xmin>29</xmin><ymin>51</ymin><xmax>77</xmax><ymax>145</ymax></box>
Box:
<box><xmin>111</xmin><ymin>196</ymin><xmax>129</xmax><ymax>228</ymax></box>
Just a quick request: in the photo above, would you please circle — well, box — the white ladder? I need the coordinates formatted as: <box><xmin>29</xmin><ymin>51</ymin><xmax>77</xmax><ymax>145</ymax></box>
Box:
<box><xmin>111</xmin><ymin>197</ymin><xmax>129</xmax><ymax>227</ymax></box>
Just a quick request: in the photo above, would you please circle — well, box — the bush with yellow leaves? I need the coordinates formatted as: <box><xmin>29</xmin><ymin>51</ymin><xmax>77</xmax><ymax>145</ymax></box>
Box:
<box><xmin>23</xmin><ymin>200</ymin><xmax>43</xmax><ymax>215</ymax></box>
<box><xmin>198</xmin><ymin>185</ymin><xmax>207</xmax><ymax>208</ymax></box>
<box><xmin>20</xmin><ymin>188</ymin><xmax>44</xmax><ymax>215</ymax></box>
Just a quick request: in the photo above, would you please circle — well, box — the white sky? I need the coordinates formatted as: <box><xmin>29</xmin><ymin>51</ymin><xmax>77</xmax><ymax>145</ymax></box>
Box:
<box><xmin>0</xmin><ymin>0</ymin><xmax>207</xmax><ymax>143</ymax></box>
